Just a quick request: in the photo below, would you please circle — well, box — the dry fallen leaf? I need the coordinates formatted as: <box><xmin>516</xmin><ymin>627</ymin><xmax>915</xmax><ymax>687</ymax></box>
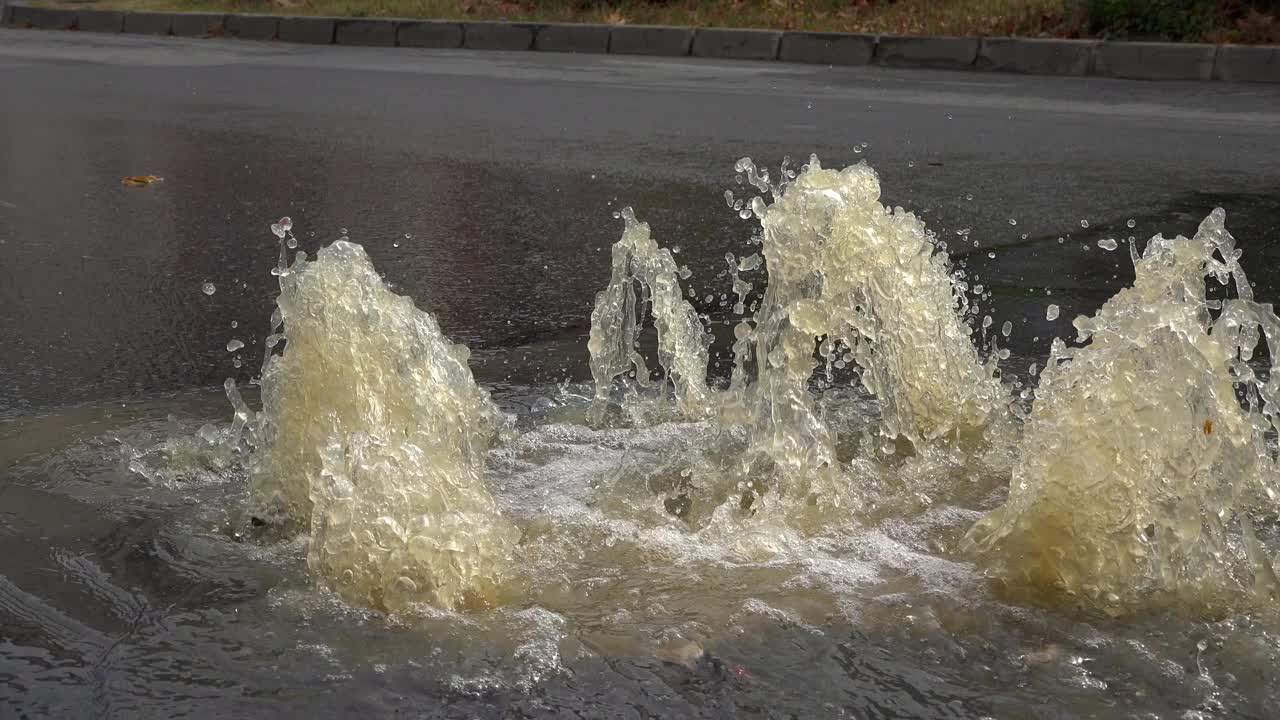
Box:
<box><xmin>122</xmin><ymin>175</ymin><xmax>164</xmax><ymax>186</ymax></box>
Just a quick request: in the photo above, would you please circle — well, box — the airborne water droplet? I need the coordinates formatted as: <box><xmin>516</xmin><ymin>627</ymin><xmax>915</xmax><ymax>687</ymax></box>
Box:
<box><xmin>202</xmin><ymin>282</ymin><xmax>216</xmax><ymax>295</ymax></box>
<box><xmin>1080</xmin><ymin>219</ymin><xmax>1090</xmax><ymax>228</ymax></box>
<box><xmin>227</xmin><ymin>339</ymin><xmax>244</xmax><ymax>352</ymax></box>
<box><xmin>1127</xmin><ymin>218</ymin><xmax>1136</xmax><ymax>228</ymax></box>
<box><xmin>231</xmin><ymin>320</ymin><xmax>238</xmax><ymax>328</ymax></box>
<box><xmin>1098</xmin><ymin>238</ymin><xmax>1118</xmax><ymax>251</ymax></box>
<box><xmin>1008</xmin><ymin>219</ymin><xmax>1017</xmax><ymax>226</ymax></box>
<box><xmin>1046</xmin><ymin>304</ymin><xmax>1060</xmax><ymax>321</ymax></box>
<box><xmin>1001</xmin><ymin>321</ymin><xmax>1012</xmax><ymax>337</ymax></box>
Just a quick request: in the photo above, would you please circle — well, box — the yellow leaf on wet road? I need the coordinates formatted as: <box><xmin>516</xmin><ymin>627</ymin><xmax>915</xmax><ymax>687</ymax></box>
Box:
<box><xmin>122</xmin><ymin>175</ymin><xmax>164</xmax><ymax>186</ymax></box>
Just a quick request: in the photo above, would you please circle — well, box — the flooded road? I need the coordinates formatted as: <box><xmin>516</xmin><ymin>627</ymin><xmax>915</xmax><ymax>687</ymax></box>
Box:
<box><xmin>2</xmin><ymin>29</ymin><xmax>1280</xmax><ymax>719</ymax></box>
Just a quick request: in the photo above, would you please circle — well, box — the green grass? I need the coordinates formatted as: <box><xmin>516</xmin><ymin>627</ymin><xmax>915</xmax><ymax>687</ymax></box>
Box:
<box><xmin>74</xmin><ymin>0</ymin><xmax>1280</xmax><ymax>42</ymax></box>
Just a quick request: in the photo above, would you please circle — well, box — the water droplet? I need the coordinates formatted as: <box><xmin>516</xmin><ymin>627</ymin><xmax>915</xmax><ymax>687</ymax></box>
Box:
<box><xmin>202</xmin><ymin>282</ymin><xmax>216</xmax><ymax>295</ymax></box>
<box><xmin>286</xmin><ymin>237</ymin><xmax>298</xmax><ymax>249</ymax></box>
<box><xmin>393</xmin><ymin>242</ymin><xmax>400</xmax><ymax>248</ymax></box>
<box><xmin>907</xmin><ymin>161</ymin><xmax>915</xmax><ymax>168</ymax></box>
<box><xmin>233</xmin><ymin>357</ymin><xmax>242</xmax><ymax>368</ymax></box>
<box><xmin>974</xmin><ymin>284</ymin><xmax>985</xmax><ymax>293</ymax></box>
<box><xmin>1080</xmin><ymin>219</ymin><xmax>1090</xmax><ymax>228</ymax></box>
<box><xmin>965</xmin><ymin>194</ymin><xmax>973</xmax><ymax>201</ymax></box>
<box><xmin>1127</xmin><ymin>219</ymin><xmax>1136</xmax><ymax>228</ymax></box>
<box><xmin>230</xmin><ymin>320</ymin><xmax>238</xmax><ymax>328</ymax></box>
<box><xmin>1002</xmin><ymin>320</ymin><xmax>1012</xmax><ymax>337</ymax></box>
<box><xmin>271</xmin><ymin>216</ymin><xmax>292</xmax><ymax>238</ymax></box>
<box><xmin>1008</xmin><ymin>218</ymin><xmax>1017</xmax><ymax>226</ymax></box>
<box><xmin>861</xmin><ymin>141</ymin><xmax>869</xmax><ymax>148</ymax></box>
<box><xmin>340</xmin><ymin>227</ymin><xmax>348</xmax><ymax>235</ymax></box>
<box><xmin>1021</xmin><ymin>233</ymin><xmax>1028</xmax><ymax>240</ymax></box>
<box><xmin>1046</xmin><ymin>304</ymin><xmax>1060</xmax><ymax>321</ymax></box>
<box><xmin>724</xmin><ymin>190</ymin><xmax>735</xmax><ymax>208</ymax></box>
<box><xmin>852</xmin><ymin>146</ymin><xmax>862</xmax><ymax>154</ymax></box>
<box><xmin>987</xmin><ymin>252</ymin><xmax>996</xmax><ymax>259</ymax></box>
<box><xmin>227</xmin><ymin>339</ymin><xmax>244</xmax><ymax>352</ymax></box>
<box><xmin>1098</xmin><ymin>238</ymin><xmax>1118</xmax><ymax>251</ymax></box>
<box><xmin>806</xmin><ymin>101</ymin><xmax>813</xmax><ymax>109</ymax></box>
<box><xmin>1057</xmin><ymin>237</ymin><xmax>1065</xmax><ymax>244</ymax></box>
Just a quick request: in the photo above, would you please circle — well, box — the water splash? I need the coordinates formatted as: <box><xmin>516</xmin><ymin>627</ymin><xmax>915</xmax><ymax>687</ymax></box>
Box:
<box><xmin>728</xmin><ymin>157</ymin><xmax>1003</xmax><ymax>445</ymax></box>
<box><xmin>223</xmin><ymin>157</ymin><xmax>1280</xmax><ymax>622</ymax></box>
<box><xmin>587</xmin><ymin>208</ymin><xmax>712</xmax><ymax>424</ymax></box>
<box><xmin>588</xmin><ymin>157</ymin><xmax>1002</xmax><ymax>457</ymax></box>
<box><xmin>244</xmin><ymin>233</ymin><xmax>518</xmax><ymax>612</ymax></box>
<box><xmin>963</xmin><ymin>209</ymin><xmax>1280</xmax><ymax>613</ymax></box>
<box><xmin>585</xmin><ymin>157</ymin><xmax>1006</xmax><ymax>526</ymax></box>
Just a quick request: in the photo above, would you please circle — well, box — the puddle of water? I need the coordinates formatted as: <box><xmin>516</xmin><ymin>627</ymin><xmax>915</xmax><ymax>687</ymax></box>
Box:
<box><xmin>3</xmin><ymin>157</ymin><xmax>1279</xmax><ymax>718</ymax></box>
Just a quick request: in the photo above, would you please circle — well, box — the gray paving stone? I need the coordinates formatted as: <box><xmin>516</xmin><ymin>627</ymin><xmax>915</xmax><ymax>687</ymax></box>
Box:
<box><xmin>977</xmin><ymin>37</ymin><xmax>1094</xmax><ymax>76</ymax></box>
<box><xmin>278</xmin><ymin>16</ymin><xmax>335</xmax><ymax>45</ymax></box>
<box><xmin>535</xmin><ymin>22</ymin><xmax>609</xmax><ymax>53</ymax></box>
<box><xmin>609</xmin><ymin>25</ymin><xmax>693</xmax><ymax>56</ymax></box>
<box><xmin>778</xmin><ymin>32</ymin><xmax>876</xmax><ymax>65</ymax></box>
<box><xmin>877</xmin><ymin>35</ymin><xmax>978</xmax><ymax>69</ymax></box>
<box><xmin>691</xmin><ymin>27</ymin><xmax>780</xmax><ymax>61</ymax></box>
<box><xmin>397</xmin><ymin>20</ymin><xmax>463</xmax><ymax>48</ymax></box>
<box><xmin>1094</xmin><ymin>41</ymin><xmax>1216</xmax><ymax>81</ymax></box>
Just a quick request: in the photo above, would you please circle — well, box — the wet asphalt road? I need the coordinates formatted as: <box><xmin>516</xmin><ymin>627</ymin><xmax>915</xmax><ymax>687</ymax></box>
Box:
<box><xmin>1</xmin><ymin>28</ymin><xmax>1279</xmax><ymax>412</ymax></box>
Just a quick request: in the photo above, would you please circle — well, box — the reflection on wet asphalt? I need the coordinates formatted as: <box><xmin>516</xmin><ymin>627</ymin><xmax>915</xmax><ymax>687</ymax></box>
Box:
<box><xmin>2</xmin><ymin>30</ymin><xmax>1279</xmax><ymax>412</ymax></box>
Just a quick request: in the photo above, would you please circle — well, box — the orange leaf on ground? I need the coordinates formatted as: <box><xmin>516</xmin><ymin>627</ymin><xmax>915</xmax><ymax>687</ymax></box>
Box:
<box><xmin>122</xmin><ymin>175</ymin><xmax>163</xmax><ymax>186</ymax></box>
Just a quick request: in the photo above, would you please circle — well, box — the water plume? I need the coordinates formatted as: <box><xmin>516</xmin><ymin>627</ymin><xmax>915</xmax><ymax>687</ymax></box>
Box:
<box><xmin>963</xmin><ymin>209</ymin><xmax>1280</xmax><ymax>613</ymax></box>
<box><xmin>587</xmin><ymin>157</ymin><xmax>1004</xmax><ymax>516</ymax></box>
<box><xmin>245</xmin><ymin>234</ymin><xmax>518</xmax><ymax>612</ymax></box>
<box><xmin>587</xmin><ymin>208</ymin><xmax>713</xmax><ymax>424</ymax></box>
